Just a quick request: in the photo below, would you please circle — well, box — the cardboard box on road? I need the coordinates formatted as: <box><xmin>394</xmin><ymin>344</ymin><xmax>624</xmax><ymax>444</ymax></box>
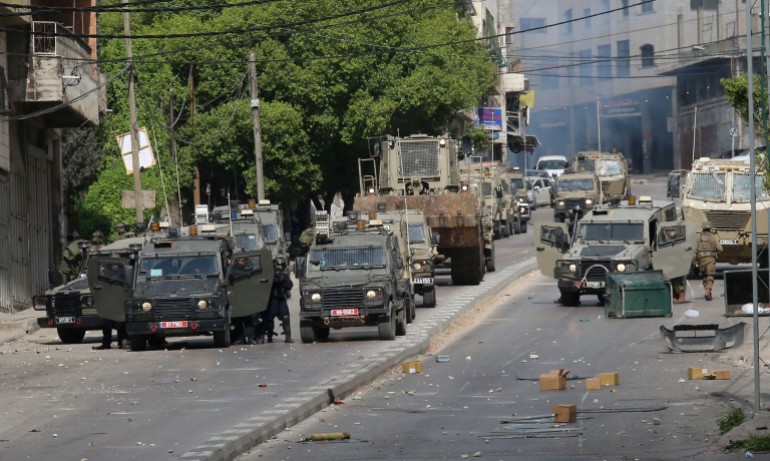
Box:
<box><xmin>585</xmin><ymin>377</ymin><xmax>601</xmax><ymax>390</ymax></box>
<box><xmin>401</xmin><ymin>360</ymin><xmax>422</xmax><ymax>374</ymax></box>
<box><xmin>688</xmin><ymin>368</ymin><xmax>707</xmax><ymax>380</ymax></box>
<box><xmin>551</xmin><ymin>404</ymin><xmax>577</xmax><ymax>423</ymax></box>
<box><xmin>598</xmin><ymin>372</ymin><xmax>620</xmax><ymax>386</ymax></box>
<box><xmin>539</xmin><ymin>369</ymin><xmax>568</xmax><ymax>391</ymax></box>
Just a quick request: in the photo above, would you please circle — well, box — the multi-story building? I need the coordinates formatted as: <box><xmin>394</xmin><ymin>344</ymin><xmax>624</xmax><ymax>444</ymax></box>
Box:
<box><xmin>0</xmin><ymin>1</ymin><xmax>104</xmax><ymax>313</ymax></box>
<box><xmin>506</xmin><ymin>0</ymin><xmax>755</xmax><ymax>173</ymax></box>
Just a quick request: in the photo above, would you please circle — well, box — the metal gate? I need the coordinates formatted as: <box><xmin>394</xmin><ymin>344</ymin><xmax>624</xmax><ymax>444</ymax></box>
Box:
<box><xmin>0</xmin><ymin>170</ymin><xmax>10</xmax><ymax>312</ymax></box>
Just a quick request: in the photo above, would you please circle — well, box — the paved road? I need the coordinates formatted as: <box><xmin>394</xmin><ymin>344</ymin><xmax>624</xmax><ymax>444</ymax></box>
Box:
<box><xmin>0</xmin><ymin>202</ymin><xmax>540</xmax><ymax>461</ymax></box>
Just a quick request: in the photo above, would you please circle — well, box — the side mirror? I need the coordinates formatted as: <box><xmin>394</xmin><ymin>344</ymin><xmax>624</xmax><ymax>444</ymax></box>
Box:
<box><xmin>295</xmin><ymin>257</ymin><xmax>306</xmax><ymax>278</ymax></box>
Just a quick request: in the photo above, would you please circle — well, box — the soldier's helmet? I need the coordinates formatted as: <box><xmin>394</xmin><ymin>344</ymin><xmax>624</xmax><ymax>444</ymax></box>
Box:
<box><xmin>702</xmin><ymin>221</ymin><xmax>712</xmax><ymax>230</ymax></box>
<box><xmin>91</xmin><ymin>230</ymin><xmax>104</xmax><ymax>245</ymax></box>
<box><xmin>274</xmin><ymin>257</ymin><xmax>287</xmax><ymax>269</ymax></box>
<box><xmin>115</xmin><ymin>222</ymin><xmax>126</xmax><ymax>233</ymax></box>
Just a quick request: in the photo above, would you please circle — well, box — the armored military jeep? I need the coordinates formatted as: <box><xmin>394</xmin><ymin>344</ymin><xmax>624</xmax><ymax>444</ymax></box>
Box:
<box><xmin>87</xmin><ymin>227</ymin><xmax>273</xmax><ymax>350</ymax></box>
<box><xmin>296</xmin><ymin>214</ymin><xmax>411</xmax><ymax>342</ymax></box>
<box><xmin>552</xmin><ymin>172</ymin><xmax>600</xmax><ymax>223</ymax></box>
<box><xmin>507</xmin><ymin>169</ymin><xmax>531</xmax><ymax>232</ymax></box>
<box><xmin>535</xmin><ymin>197</ymin><xmax>695</xmax><ymax>306</ymax></box>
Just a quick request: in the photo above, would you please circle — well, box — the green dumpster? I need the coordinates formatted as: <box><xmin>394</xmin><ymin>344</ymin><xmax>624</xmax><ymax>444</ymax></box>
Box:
<box><xmin>604</xmin><ymin>271</ymin><xmax>672</xmax><ymax>319</ymax></box>
<box><xmin>723</xmin><ymin>268</ymin><xmax>770</xmax><ymax>317</ymax></box>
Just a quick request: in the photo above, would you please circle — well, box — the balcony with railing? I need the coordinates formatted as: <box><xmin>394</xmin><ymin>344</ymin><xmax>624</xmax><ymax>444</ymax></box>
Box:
<box><xmin>0</xmin><ymin>0</ymin><xmax>31</xmax><ymax>26</ymax></box>
<box><xmin>20</xmin><ymin>21</ymin><xmax>103</xmax><ymax>126</ymax></box>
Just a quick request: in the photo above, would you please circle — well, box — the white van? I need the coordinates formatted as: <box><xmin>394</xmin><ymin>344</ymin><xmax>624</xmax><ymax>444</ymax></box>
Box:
<box><xmin>535</xmin><ymin>155</ymin><xmax>569</xmax><ymax>178</ymax></box>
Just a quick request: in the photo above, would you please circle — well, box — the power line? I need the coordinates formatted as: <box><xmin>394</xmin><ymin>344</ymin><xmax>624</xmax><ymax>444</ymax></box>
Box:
<box><xmin>0</xmin><ymin>0</ymin><xmax>285</xmax><ymax>15</ymax></box>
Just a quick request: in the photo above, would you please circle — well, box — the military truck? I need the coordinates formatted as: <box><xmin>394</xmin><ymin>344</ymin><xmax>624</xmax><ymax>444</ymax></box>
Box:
<box><xmin>552</xmin><ymin>172</ymin><xmax>600</xmax><ymax>223</ymax></box>
<box><xmin>535</xmin><ymin>197</ymin><xmax>695</xmax><ymax>306</ymax></box>
<box><xmin>507</xmin><ymin>168</ymin><xmax>531</xmax><ymax>233</ymax></box>
<box><xmin>87</xmin><ymin>227</ymin><xmax>273</xmax><ymax>350</ymax></box>
<box><xmin>296</xmin><ymin>215</ymin><xmax>411</xmax><ymax>342</ymax></box>
<box><xmin>354</xmin><ymin>134</ymin><xmax>492</xmax><ymax>285</ymax></box>
<box><xmin>574</xmin><ymin>151</ymin><xmax>631</xmax><ymax>202</ymax></box>
<box><xmin>376</xmin><ymin>209</ymin><xmax>437</xmax><ymax>308</ymax></box>
<box><xmin>679</xmin><ymin>157</ymin><xmax>770</xmax><ymax>266</ymax></box>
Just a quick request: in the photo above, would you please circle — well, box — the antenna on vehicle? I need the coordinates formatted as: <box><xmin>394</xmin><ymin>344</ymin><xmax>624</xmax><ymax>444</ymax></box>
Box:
<box><xmin>227</xmin><ymin>193</ymin><xmax>234</xmax><ymax>238</ymax></box>
<box><xmin>396</xmin><ymin>136</ymin><xmax>414</xmax><ymax>286</ymax></box>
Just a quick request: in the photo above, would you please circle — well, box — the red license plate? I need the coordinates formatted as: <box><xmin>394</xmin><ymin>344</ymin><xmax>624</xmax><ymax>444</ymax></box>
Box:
<box><xmin>160</xmin><ymin>321</ymin><xmax>188</xmax><ymax>328</ymax></box>
<box><xmin>331</xmin><ymin>309</ymin><xmax>359</xmax><ymax>316</ymax></box>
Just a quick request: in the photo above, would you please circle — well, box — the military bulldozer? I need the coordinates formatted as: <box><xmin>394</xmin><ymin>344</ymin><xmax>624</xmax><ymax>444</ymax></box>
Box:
<box><xmin>354</xmin><ymin>134</ymin><xmax>491</xmax><ymax>285</ymax></box>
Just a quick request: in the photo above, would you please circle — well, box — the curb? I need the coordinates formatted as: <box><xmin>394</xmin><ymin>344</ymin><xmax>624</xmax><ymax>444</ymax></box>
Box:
<box><xmin>180</xmin><ymin>257</ymin><xmax>538</xmax><ymax>461</ymax></box>
<box><xmin>0</xmin><ymin>317</ymin><xmax>40</xmax><ymax>344</ymax></box>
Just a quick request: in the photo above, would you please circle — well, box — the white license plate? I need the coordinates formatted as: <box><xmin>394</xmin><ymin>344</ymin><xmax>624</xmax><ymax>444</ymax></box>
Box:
<box><xmin>160</xmin><ymin>321</ymin><xmax>188</xmax><ymax>329</ymax></box>
<box><xmin>720</xmin><ymin>239</ymin><xmax>738</xmax><ymax>245</ymax></box>
<box><xmin>585</xmin><ymin>281</ymin><xmax>604</xmax><ymax>289</ymax></box>
<box><xmin>331</xmin><ymin>309</ymin><xmax>359</xmax><ymax>316</ymax></box>
<box><xmin>413</xmin><ymin>278</ymin><xmax>434</xmax><ymax>284</ymax></box>
<box><xmin>56</xmin><ymin>316</ymin><xmax>75</xmax><ymax>324</ymax></box>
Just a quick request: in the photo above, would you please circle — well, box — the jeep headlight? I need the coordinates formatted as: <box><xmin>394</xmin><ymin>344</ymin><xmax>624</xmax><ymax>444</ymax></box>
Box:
<box><xmin>364</xmin><ymin>287</ymin><xmax>383</xmax><ymax>303</ymax></box>
<box><xmin>141</xmin><ymin>301</ymin><xmax>152</xmax><ymax>312</ymax></box>
<box><xmin>304</xmin><ymin>291</ymin><xmax>322</xmax><ymax>304</ymax></box>
<box><xmin>616</xmin><ymin>263</ymin><xmax>626</xmax><ymax>272</ymax></box>
<box><xmin>615</xmin><ymin>262</ymin><xmax>635</xmax><ymax>272</ymax></box>
<box><xmin>568</xmin><ymin>263</ymin><xmax>577</xmax><ymax>273</ymax></box>
<box><xmin>196</xmin><ymin>299</ymin><xmax>209</xmax><ymax>310</ymax></box>
<box><xmin>585</xmin><ymin>198</ymin><xmax>593</xmax><ymax>205</ymax></box>
<box><xmin>557</xmin><ymin>200</ymin><xmax>565</xmax><ymax>207</ymax></box>
<box><xmin>412</xmin><ymin>262</ymin><xmax>422</xmax><ymax>271</ymax></box>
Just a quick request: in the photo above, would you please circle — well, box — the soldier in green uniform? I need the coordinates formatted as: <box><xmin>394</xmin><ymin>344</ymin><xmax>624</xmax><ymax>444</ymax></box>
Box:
<box><xmin>696</xmin><ymin>221</ymin><xmax>723</xmax><ymax>301</ymax></box>
<box><xmin>59</xmin><ymin>232</ymin><xmax>85</xmax><ymax>283</ymax></box>
<box><xmin>299</xmin><ymin>227</ymin><xmax>316</xmax><ymax>255</ymax></box>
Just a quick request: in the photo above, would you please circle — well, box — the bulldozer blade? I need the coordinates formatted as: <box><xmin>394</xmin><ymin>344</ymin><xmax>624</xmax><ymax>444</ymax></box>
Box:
<box><xmin>659</xmin><ymin>322</ymin><xmax>746</xmax><ymax>353</ymax></box>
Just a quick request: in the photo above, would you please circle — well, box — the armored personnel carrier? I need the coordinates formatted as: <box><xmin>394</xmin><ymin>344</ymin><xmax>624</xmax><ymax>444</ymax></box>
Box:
<box><xmin>354</xmin><ymin>134</ymin><xmax>492</xmax><ymax>285</ymax></box>
<box><xmin>575</xmin><ymin>151</ymin><xmax>631</xmax><ymax>202</ymax></box>
<box><xmin>679</xmin><ymin>157</ymin><xmax>770</xmax><ymax>266</ymax></box>
<box><xmin>535</xmin><ymin>197</ymin><xmax>694</xmax><ymax>306</ymax></box>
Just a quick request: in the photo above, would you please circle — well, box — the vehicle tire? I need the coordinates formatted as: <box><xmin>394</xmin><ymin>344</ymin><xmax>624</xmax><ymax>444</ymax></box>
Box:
<box><xmin>422</xmin><ymin>288</ymin><xmax>436</xmax><ymax>307</ymax></box>
<box><xmin>560</xmin><ymin>290</ymin><xmax>580</xmax><ymax>307</ymax></box>
<box><xmin>521</xmin><ymin>221</ymin><xmax>527</xmax><ymax>233</ymax></box>
<box><xmin>514</xmin><ymin>219</ymin><xmax>522</xmax><ymax>235</ymax></box>
<box><xmin>213</xmin><ymin>325</ymin><xmax>231</xmax><ymax>348</ymax></box>
<box><xmin>396</xmin><ymin>306</ymin><xmax>407</xmax><ymax>336</ymax></box>
<box><xmin>300</xmin><ymin>320</ymin><xmax>317</xmax><ymax>343</ymax></box>
<box><xmin>597</xmin><ymin>293</ymin><xmax>606</xmax><ymax>306</ymax></box>
<box><xmin>406</xmin><ymin>296</ymin><xmax>416</xmax><ymax>323</ymax></box>
<box><xmin>378</xmin><ymin>305</ymin><xmax>396</xmax><ymax>340</ymax></box>
<box><xmin>313</xmin><ymin>324</ymin><xmax>330</xmax><ymax>341</ymax></box>
<box><xmin>57</xmin><ymin>327</ymin><xmax>86</xmax><ymax>344</ymax></box>
<box><xmin>129</xmin><ymin>334</ymin><xmax>147</xmax><ymax>351</ymax></box>
<box><xmin>451</xmin><ymin>248</ymin><xmax>483</xmax><ymax>285</ymax></box>
<box><xmin>485</xmin><ymin>242</ymin><xmax>496</xmax><ymax>273</ymax></box>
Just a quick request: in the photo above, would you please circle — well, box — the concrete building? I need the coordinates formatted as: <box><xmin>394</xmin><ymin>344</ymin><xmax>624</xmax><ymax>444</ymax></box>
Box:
<box><xmin>506</xmin><ymin>0</ymin><xmax>753</xmax><ymax>173</ymax></box>
<box><xmin>0</xmin><ymin>1</ymin><xmax>104</xmax><ymax>313</ymax></box>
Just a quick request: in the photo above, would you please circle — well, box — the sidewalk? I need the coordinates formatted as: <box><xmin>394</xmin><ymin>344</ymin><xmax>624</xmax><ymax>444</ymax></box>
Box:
<box><xmin>0</xmin><ymin>308</ymin><xmax>40</xmax><ymax>344</ymax></box>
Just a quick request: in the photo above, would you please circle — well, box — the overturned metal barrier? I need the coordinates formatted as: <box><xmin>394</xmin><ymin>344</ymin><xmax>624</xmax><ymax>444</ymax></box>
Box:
<box><xmin>659</xmin><ymin>322</ymin><xmax>747</xmax><ymax>353</ymax></box>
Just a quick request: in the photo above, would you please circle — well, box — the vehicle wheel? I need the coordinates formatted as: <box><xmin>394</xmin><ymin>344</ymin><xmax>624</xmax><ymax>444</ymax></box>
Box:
<box><xmin>406</xmin><ymin>296</ymin><xmax>416</xmax><ymax>323</ymax></box>
<box><xmin>514</xmin><ymin>219</ymin><xmax>522</xmax><ymax>235</ymax></box>
<box><xmin>597</xmin><ymin>293</ymin><xmax>606</xmax><ymax>306</ymax></box>
<box><xmin>422</xmin><ymin>288</ymin><xmax>436</xmax><ymax>307</ymax></box>
<box><xmin>560</xmin><ymin>290</ymin><xmax>580</xmax><ymax>307</ymax></box>
<box><xmin>300</xmin><ymin>320</ymin><xmax>317</xmax><ymax>343</ymax></box>
<box><xmin>129</xmin><ymin>334</ymin><xmax>147</xmax><ymax>351</ymax></box>
<box><xmin>485</xmin><ymin>242</ymin><xmax>496</xmax><ymax>273</ymax></box>
<box><xmin>313</xmin><ymin>324</ymin><xmax>330</xmax><ymax>341</ymax></box>
<box><xmin>213</xmin><ymin>326</ymin><xmax>231</xmax><ymax>348</ymax></box>
<box><xmin>521</xmin><ymin>221</ymin><xmax>527</xmax><ymax>233</ymax></box>
<box><xmin>378</xmin><ymin>305</ymin><xmax>396</xmax><ymax>340</ymax></box>
<box><xmin>502</xmin><ymin>220</ymin><xmax>510</xmax><ymax>238</ymax></box>
<box><xmin>451</xmin><ymin>248</ymin><xmax>483</xmax><ymax>285</ymax></box>
<box><xmin>57</xmin><ymin>327</ymin><xmax>86</xmax><ymax>344</ymax></box>
<box><xmin>396</xmin><ymin>306</ymin><xmax>407</xmax><ymax>336</ymax></box>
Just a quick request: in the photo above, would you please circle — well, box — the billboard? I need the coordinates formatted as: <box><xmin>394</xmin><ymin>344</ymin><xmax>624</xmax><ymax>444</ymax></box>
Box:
<box><xmin>477</xmin><ymin>107</ymin><xmax>503</xmax><ymax>131</ymax></box>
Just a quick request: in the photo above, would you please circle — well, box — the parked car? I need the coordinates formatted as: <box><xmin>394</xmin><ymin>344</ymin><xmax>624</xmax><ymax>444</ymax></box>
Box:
<box><xmin>526</xmin><ymin>177</ymin><xmax>553</xmax><ymax>209</ymax></box>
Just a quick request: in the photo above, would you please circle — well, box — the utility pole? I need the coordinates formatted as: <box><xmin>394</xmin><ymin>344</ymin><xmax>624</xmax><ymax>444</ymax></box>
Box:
<box><xmin>123</xmin><ymin>10</ymin><xmax>143</xmax><ymax>225</ymax></box>
<box><xmin>248</xmin><ymin>51</ymin><xmax>265</xmax><ymax>201</ymax></box>
<box><xmin>169</xmin><ymin>83</ymin><xmax>183</xmax><ymax>225</ymax></box>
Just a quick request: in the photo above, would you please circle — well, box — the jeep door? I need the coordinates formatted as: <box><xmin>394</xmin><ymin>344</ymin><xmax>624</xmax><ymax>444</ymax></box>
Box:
<box><xmin>87</xmin><ymin>256</ymin><xmax>133</xmax><ymax>322</ymax></box>
<box><xmin>534</xmin><ymin>222</ymin><xmax>569</xmax><ymax>277</ymax></box>
<box><xmin>227</xmin><ymin>248</ymin><xmax>274</xmax><ymax>317</ymax></box>
<box><xmin>653</xmin><ymin>222</ymin><xmax>696</xmax><ymax>279</ymax></box>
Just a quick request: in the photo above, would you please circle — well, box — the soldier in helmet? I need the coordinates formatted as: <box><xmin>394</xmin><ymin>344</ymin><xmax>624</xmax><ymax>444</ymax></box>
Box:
<box><xmin>58</xmin><ymin>231</ymin><xmax>86</xmax><ymax>283</ymax></box>
<box><xmin>90</xmin><ymin>230</ymin><xmax>105</xmax><ymax>251</ymax></box>
<box><xmin>696</xmin><ymin>221</ymin><xmax>723</xmax><ymax>301</ymax></box>
<box><xmin>114</xmin><ymin>222</ymin><xmax>127</xmax><ymax>240</ymax></box>
<box><xmin>256</xmin><ymin>257</ymin><xmax>294</xmax><ymax>343</ymax></box>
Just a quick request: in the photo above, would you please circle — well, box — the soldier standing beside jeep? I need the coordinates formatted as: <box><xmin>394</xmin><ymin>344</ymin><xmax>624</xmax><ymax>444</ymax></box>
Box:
<box><xmin>697</xmin><ymin>222</ymin><xmax>723</xmax><ymax>301</ymax></box>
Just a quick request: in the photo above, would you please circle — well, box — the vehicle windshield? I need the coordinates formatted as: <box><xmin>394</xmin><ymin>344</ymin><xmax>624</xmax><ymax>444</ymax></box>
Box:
<box><xmin>482</xmin><ymin>182</ymin><xmax>493</xmax><ymax>197</ymax></box>
<box><xmin>538</xmin><ymin>160</ymin><xmax>567</xmax><ymax>170</ymax></box>
<box><xmin>732</xmin><ymin>173</ymin><xmax>770</xmax><ymax>202</ymax></box>
<box><xmin>687</xmin><ymin>172</ymin><xmax>726</xmax><ymax>201</ymax></box>
<box><xmin>558</xmin><ymin>179</ymin><xmax>594</xmax><ymax>191</ymax></box>
<box><xmin>142</xmin><ymin>255</ymin><xmax>220</xmax><ymax>278</ymax></box>
<box><xmin>510</xmin><ymin>178</ymin><xmax>524</xmax><ymax>190</ymax></box>
<box><xmin>597</xmin><ymin>159</ymin><xmax>622</xmax><ymax>176</ymax></box>
<box><xmin>580</xmin><ymin>222</ymin><xmax>644</xmax><ymax>242</ymax></box>
<box><xmin>309</xmin><ymin>246</ymin><xmax>386</xmax><ymax>270</ymax></box>
<box><xmin>234</xmin><ymin>233</ymin><xmax>260</xmax><ymax>251</ymax></box>
<box><xmin>263</xmin><ymin>224</ymin><xmax>278</xmax><ymax>243</ymax></box>
<box><xmin>408</xmin><ymin>223</ymin><xmax>426</xmax><ymax>244</ymax></box>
